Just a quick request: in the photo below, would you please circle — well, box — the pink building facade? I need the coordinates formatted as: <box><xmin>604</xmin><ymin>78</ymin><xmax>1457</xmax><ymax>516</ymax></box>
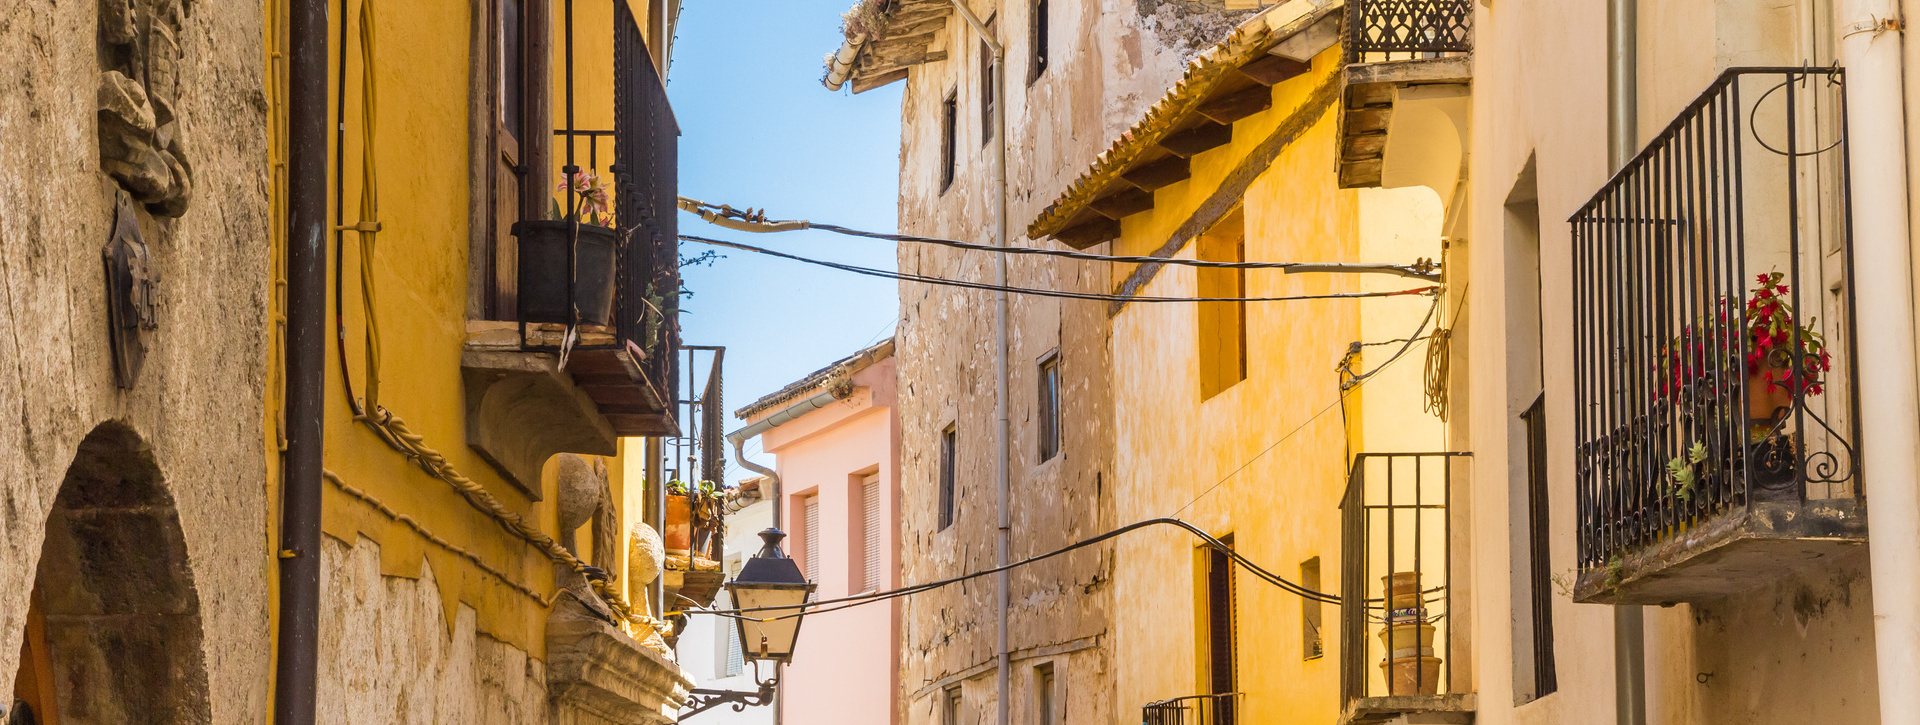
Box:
<box><xmin>737</xmin><ymin>340</ymin><xmax>900</xmax><ymax>725</ymax></box>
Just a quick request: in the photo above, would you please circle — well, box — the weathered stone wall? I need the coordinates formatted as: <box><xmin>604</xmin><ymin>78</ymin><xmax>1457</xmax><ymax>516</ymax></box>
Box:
<box><xmin>0</xmin><ymin>0</ymin><xmax>270</xmax><ymax>720</ymax></box>
<box><xmin>320</xmin><ymin>536</ymin><xmax>551</xmax><ymax>725</ymax></box>
<box><xmin>891</xmin><ymin>1</ymin><xmax>1255</xmax><ymax>722</ymax></box>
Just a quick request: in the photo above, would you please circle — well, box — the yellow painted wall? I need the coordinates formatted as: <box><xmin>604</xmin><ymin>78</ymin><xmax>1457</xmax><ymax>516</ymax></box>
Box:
<box><xmin>260</xmin><ymin>0</ymin><xmax>665</xmax><ymax>658</ymax></box>
<box><xmin>1108</xmin><ymin>45</ymin><xmax>1446</xmax><ymax>722</ymax></box>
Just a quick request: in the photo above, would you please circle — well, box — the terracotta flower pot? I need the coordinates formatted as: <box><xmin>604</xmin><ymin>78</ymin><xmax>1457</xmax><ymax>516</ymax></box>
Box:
<box><xmin>1747</xmin><ymin>368</ymin><xmax>1793</xmax><ymax>424</ymax></box>
<box><xmin>1380</xmin><ymin>655</ymin><xmax>1443</xmax><ymax>696</ymax></box>
<box><xmin>1378</xmin><ymin>622</ymin><xmax>1436</xmax><ymax>657</ymax></box>
<box><xmin>1383</xmin><ymin>572</ymin><xmax>1423</xmax><ymax>609</ymax></box>
<box><xmin>664</xmin><ymin>494</ymin><xmax>692</xmax><ymax>555</ymax></box>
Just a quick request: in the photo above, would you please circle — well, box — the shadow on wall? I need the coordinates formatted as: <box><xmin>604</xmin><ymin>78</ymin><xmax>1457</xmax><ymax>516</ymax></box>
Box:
<box><xmin>15</xmin><ymin>421</ymin><xmax>213</xmax><ymax>725</ymax></box>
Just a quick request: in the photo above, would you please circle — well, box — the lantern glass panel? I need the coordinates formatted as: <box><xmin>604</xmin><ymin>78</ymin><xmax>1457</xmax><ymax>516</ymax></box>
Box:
<box><xmin>730</xmin><ymin>585</ymin><xmax>809</xmax><ymax>661</ymax></box>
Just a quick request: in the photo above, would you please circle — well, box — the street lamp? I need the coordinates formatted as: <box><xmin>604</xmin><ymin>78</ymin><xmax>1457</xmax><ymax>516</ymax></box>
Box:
<box><xmin>682</xmin><ymin>528</ymin><xmax>816</xmax><ymax>719</ymax></box>
<box><xmin>726</xmin><ymin>528</ymin><xmax>816</xmax><ymax>662</ymax></box>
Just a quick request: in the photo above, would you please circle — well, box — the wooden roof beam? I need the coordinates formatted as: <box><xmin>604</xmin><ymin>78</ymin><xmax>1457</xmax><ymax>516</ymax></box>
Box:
<box><xmin>1051</xmin><ymin>217</ymin><xmax>1122</xmax><ymax>249</ymax></box>
<box><xmin>1159</xmin><ymin>122</ymin><xmax>1232</xmax><ymax>158</ymax></box>
<box><xmin>1089</xmin><ymin>188</ymin><xmax>1154</xmax><ymax>220</ymax></box>
<box><xmin>1120</xmin><ymin>156</ymin><xmax>1190</xmax><ymax>191</ymax></box>
<box><xmin>1236</xmin><ymin>55</ymin><xmax>1310</xmax><ymax>86</ymax></box>
<box><xmin>1197</xmin><ymin>85</ymin><xmax>1273</xmax><ymax>125</ymax></box>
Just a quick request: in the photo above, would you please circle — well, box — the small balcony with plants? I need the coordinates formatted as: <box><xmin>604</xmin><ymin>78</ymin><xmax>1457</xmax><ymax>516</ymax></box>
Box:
<box><xmin>1568</xmin><ymin>67</ymin><xmax>1864</xmax><ymax>605</ymax></box>
<box><xmin>462</xmin><ymin>1</ymin><xmax>682</xmax><ymax>498</ymax></box>
<box><xmin>1337</xmin><ymin>0</ymin><xmax>1473</xmax><ymax>191</ymax></box>
<box><xmin>1141</xmin><ymin>694</ymin><xmax>1238</xmax><ymax>725</ymax></box>
<box><xmin>1339</xmin><ymin>453</ymin><xmax>1473</xmax><ymax>725</ymax></box>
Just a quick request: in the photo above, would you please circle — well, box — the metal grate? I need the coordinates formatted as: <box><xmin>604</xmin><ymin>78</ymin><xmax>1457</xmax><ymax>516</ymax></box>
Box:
<box><xmin>1340</xmin><ymin>453</ymin><xmax>1468</xmax><ymax>704</ymax></box>
<box><xmin>1141</xmin><ymin>694</ymin><xmax>1238</xmax><ymax>725</ymax></box>
<box><xmin>612</xmin><ymin>0</ymin><xmax>680</xmax><ymax>394</ymax></box>
<box><xmin>1344</xmin><ymin>0</ymin><xmax>1472</xmax><ymax>63</ymax></box>
<box><xmin>1568</xmin><ymin>68</ymin><xmax>1859</xmax><ymax>572</ymax></box>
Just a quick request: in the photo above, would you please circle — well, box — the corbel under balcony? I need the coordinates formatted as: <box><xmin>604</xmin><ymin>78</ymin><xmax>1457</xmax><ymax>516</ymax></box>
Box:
<box><xmin>1337</xmin><ymin>57</ymin><xmax>1471</xmax><ymax>191</ymax></box>
<box><xmin>546</xmin><ymin>597</ymin><xmax>693</xmax><ymax>724</ymax></box>
<box><xmin>463</xmin><ymin>321</ymin><xmax>676</xmax><ymax>498</ymax></box>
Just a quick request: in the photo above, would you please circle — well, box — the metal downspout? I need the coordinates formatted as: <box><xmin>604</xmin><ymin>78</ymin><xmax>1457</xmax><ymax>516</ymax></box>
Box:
<box><xmin>946</xmin><ymin>4</ymin><xmax>1010</xmax><ymax>725</ymax></box>
<box><xmin>275</xmin><ymin>0</ymin><xmax>327</xmax><ymax>720</ymax></box>
<box><xmin>1836</xmin><ymin>3</ymin><xmax>1920</xmax><ymax>724</ymax></box>
<box><xmin>1606</xmin><ymin>2</ymin><xmax>1648</xmax><ymax>723</ymax></box>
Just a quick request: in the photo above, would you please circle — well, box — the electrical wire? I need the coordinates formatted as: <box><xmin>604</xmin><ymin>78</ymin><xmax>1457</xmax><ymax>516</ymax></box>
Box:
<box><xmin>680</xmin><ymin>517</ymin><xmax>1340</xmax><ymax>625</ymax></box>
<box><xmin>1338</xmin><ymin>294</ymin><xmax>1440</xmax><ymax>391</ymax></box>
<box><xmin>678</xmin><ymin>197</ymin><xmax>1442</xmax><ymax>280</ymax></box>
<box><xmin>682</xmin><ymin>234</ymin><xmax>1439</xmax><ymax>304</ymax></box>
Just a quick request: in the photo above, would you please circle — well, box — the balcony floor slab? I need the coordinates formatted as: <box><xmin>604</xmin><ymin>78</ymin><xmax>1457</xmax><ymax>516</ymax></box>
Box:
<box><xmin>1574</xmin><ymin>498</ymin><xmax>1868</xmax><ymax>605</ymax></box>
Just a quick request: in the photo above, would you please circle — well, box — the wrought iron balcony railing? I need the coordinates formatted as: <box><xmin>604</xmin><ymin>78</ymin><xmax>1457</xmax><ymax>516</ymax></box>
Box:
<box><xmin>1568</xmin><ymin>67</ymin><xmax>1862</xmax><ymax>603</ymax></box>
<box><xmin>1142</xmin><ymin>694</ymin><xmax>1238</xmax><ymax>725</ymax></box>
<box><xmin>1344</xmin><ymin>0</ymin><xmax>1472</xmax><ymax>64</ymax></box>
<box><xmin>1339</xmin><ymin>453</ymin><xmax>1470</xmax><ymax>720</ymax></box>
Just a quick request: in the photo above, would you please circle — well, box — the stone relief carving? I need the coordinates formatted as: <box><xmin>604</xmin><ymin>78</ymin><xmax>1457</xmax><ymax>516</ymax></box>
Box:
<box><xmin>99</xmin><ymin>0</ymin><xmax>194</xmax><ymax>217</ymax></box>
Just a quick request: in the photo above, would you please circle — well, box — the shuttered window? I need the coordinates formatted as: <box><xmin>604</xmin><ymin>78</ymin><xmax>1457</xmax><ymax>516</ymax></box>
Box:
<box><xmin>804</xmin><ymin>494</ymin><xmax>821</xmax><ymax>585</ymax></box>
<box><xmin>862</xmin><ymin>475</ymin><xmax>883</xmax><ymax>592</ymax></box>
<box><xmin>721</xmin><ymin>590</ymin><xmax>744</xmax><ymax>676</ymax></box>
<box><xmin>1037</xmin><ymin>354</ymin><xmax>1061</xmax><ymax>462</ymax></box>
<box><xmin>1206</xmin><ymin>536</ymin><xmax>1238</xmax><ymax>725</ymax></box>
<box><xmin>939</xmin><ymin>426</ymin><xmax>958</xmax><ymax>530</ymax></box>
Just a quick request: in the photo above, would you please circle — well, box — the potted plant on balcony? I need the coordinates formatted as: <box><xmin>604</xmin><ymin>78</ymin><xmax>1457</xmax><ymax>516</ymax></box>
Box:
<box><xmin>512</xmin><ymin>170</ymin><xmax>620</xmax><ymax>327</ymax></box>
<box><xmin>1659</xmin><ymin>272</ymin><xmax>1833</xmax><ymax>501</ymax></box>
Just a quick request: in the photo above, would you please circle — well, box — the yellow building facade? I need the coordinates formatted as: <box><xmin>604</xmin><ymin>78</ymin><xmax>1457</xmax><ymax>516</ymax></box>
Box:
<box><xmin>262</xmin><ymin>0</ymin><xmax>695</xmax><ymax>720</ymax></box>
<box><xmin>1027</xmin><ymin>3</ymin><xmax>1452</xmax><ymax>721</ymax></box>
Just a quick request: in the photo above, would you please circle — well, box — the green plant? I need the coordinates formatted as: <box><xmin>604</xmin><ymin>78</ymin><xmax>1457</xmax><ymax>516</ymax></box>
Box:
<box><xmin>1665</xmin><ymin>441</ymin><xmax>1709</xmax><ymax>502</ymax></box>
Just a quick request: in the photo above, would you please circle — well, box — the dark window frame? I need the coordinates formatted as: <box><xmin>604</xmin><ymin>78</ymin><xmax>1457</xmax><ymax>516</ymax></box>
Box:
<box><xmin>1301</xmin><ymin>556</ymin><xmax>1323</xmax><ymax>660</ymax></box>
<box><xmin>938</xmin><ymin>424</ymin><xmax>958</xmax><ymax>530</ymax></box>
<box><xmin>1028</xmin><ymin>0</ymin><xmax>1048</xmax><ymax>84</ymax></box>
<box><xmin>979</xmin><ymin>21</ymin><xmax>996</xmax><ymax>147</ymax></box>
<box><xmin>1034</xmin><ymin>662</ymin><xmax>1056</xmax><ymax>725</ymax></box>
<box><xmin>940</xmin><ymin>89</ymin><xmax>958</xmax><ymax>193</ymax></box>
<box><xmin>1037</xmin><ymin>352</ymin><xmax>1061</xmax><ymax>462</ymax></box>
<box><xmin>1205</xmin><ymin>535</ymin><xmax>1238</xmax><ymax>725</ymax></box>
<box><xmin>943</xmin><ymin>685</ymin><xmax>964</xmax><ymax>725</ymax></box>
<box><xmin>1522</xmin><ymin>394</ymin><xmax>1558</xmax><ymax>698</ymax></box>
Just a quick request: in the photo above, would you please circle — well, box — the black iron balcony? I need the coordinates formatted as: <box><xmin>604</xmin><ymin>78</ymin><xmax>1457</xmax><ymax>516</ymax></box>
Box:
<box><xmin>1336</xmin><ymin>0</ymin><xmax>1473</xmax><ymax>189</ymax></box>
<box><xmin>1344</xmin><ymin>0</ymin><xmax>1472</xmax><ymax>64</ymax></box>
<box><xmin>1339</xmin><ymin>453</ymin><xmax>1473</xmax><ymax>725</ymax></box>
<box><xmin>1569</xmin><ymin>67</ymin><xmax>1864</xmax><ymax>605</ymax></box>
<box><xmin>461</xmin><ymin>1</ymin><xmax>679</xmax><ymax>495</ymax></box>
<box><xmin>1142</xmin><ymin>694</ymin><xmax>1237</xmax><ymax>725</ymax></box>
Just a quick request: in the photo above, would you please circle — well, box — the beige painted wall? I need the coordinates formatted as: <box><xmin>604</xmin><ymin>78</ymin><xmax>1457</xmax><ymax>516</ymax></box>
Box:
<box><xmin>1463</xmin><ymin>1</ymin><xmax>1877</xmax><ymax>723</ymax></box>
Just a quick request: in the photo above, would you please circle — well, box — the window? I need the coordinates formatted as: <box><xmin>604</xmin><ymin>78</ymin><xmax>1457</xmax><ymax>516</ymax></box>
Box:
<box><xmin>938</xmin><ymin>425</ymin><xmax>958</xmax><ymax>530</ymax></box>
<box><xmin>1029</xmin><ymin>0</ymin><xmax>1048</xmax><ymax>83</ymax></box>
<box><xmin>1204</xmin><ymin>536</ymin><xmax>1238</xmax><ymax>725</ymax></box>
<box><xmin>1301</xmin><ymin>557</ymin><xmax>1323</xmax><ymax>660</ymax></box>
<box><xmin>1197</xmin><ymin>209</ymin><xmax>1248</xmax><ymax>399</ymax></box>
<box><xmin>980</xmin><ymin>33</ymin><xmax>996</xmax><ymax>146</ymax></box>
<box><xmin>861</xmin><ymin>474</ymin><xmax>883</xmax><ymax>592</ymax></box>
<box><xmin>1521</xmin><ymin>396</ymin><xmax>1557</xmax><ymax>698</ymax></box>
<box><xmin>803</xmin><ymin>493</ymin><xmax>821</xmax><ymax>585</ymax></box>
<box><xmin>1506</xmin><ymin>161</ymin><xmax>1555</xmax><ymax>701</ymax></box>
<box><xmin>486</xmin><ymin>0</ymin><xmax>540</xmax><ymax>320</ymax></box>
<box><xmin>940</xmin><ymin>89</ymin><xmax>958</xmax><ymax>193</ymax></box>
<box><xmin>943</xmin><ymin>685</ymin><xmax>964</xmax><ymax>725</ymax></box>
<box><xmin>1034</xmin><ymin>663</ymin><xmax>1056</xmax><ymax>725</ymax></box>
<box><xmin>1037</xmin><ymin>354</ymin><xmax>1061</xmax><ymax>462</ymax></box>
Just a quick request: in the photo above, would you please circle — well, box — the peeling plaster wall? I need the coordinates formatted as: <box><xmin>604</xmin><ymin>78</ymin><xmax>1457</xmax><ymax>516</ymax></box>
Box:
<box><xmin>0</xmin><ymin>0</ymin><xmax>271</xmax><ymax>721</ymax></box>
<box><xmin>1466</xmin><ymin>1</ymin><xmax>1879</xmax><ymax>723</ymax></box>
<box><xmin>319</xmin><ymin>536</ymin><xmax>550</xmax><ymax>725</ymax></box>
<box><xmin>891</xmin><ymin>1</ymin><xmax>1249</xmax><ymax>723</ymax></box>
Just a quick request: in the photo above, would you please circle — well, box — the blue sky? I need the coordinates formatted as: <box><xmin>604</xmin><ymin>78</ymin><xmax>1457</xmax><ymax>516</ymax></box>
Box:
<box><xmin>666</xmin><ymin>0</ymin><xmax>904</xmax><ymax>484</ymax></box>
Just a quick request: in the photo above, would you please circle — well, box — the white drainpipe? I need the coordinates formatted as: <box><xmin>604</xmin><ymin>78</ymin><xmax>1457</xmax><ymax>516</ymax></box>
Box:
<box><xmin>1837</xmin><ymin>3</ymin><xmax>1920</xmax><ymax>723</ymax></box>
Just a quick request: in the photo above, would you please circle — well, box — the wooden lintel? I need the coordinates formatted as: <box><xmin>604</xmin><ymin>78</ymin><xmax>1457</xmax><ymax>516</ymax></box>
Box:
<box><xmin>1197</xmin><ymin>85</ymin><xmax>1274</xmax><ymax>125</ymax></box>
<box><xmin>859</xmin><ymin>49</ymin><xmax>948</xmax><ymax>78</ymax></box>
<box><xmin>1121</xmin><ymin>156</ymin><xmax>1191</xmax><ymax>191</ymax></box>
<box><xmin>1237</xmin><ymin>55</ymin><xmax>1310</xmax><ymax>86</ymax></box>
<box><xmin>1159</xmin><ymin>122</ymin><xmax>1232</xmax><ymax>158</ymax></box>
<box><xmin>852</xmin><ymin>68</ymin><xmax>911</xmax><ymax>94</ymax></box>
<box><xmin>882</xmin><ymin>13</ymin><xmax>948</xmax><ymax>38</ymax></box>
<box><xmin>1052</xmin><ymin>217</ymin><xmax>1122</xmax><ymax>250</ymax></box>
<box><xmin>1089</xmin><ymin>188</ymin><xmax>1155</xmax><ymax>220</ymax></box>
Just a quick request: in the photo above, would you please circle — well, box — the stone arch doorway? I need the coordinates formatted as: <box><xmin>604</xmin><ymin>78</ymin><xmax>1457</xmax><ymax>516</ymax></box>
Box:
<box><xmin>9</xmin><ymin>422</ymin><xmax>212</xmax><ymax>725</ymax></box>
